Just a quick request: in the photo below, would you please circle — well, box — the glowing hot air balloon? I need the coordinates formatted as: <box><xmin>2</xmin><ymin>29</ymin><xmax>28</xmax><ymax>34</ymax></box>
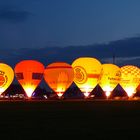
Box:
<box><xmin>0</xmin><ymin>63</ymin><xmax>14</xmax><ymax>96</ymax></box>
<box><xmin>72</xmin><ymin>57</ymin><xmax>102</xmax><ymax>97</ymax></box>
<box><xmin>120</xmin><ymin>65</ymin><xmax>140</xmax><ymax>98</ymax></box>
<box><xmin>44</xmin><ymin>62</ymin><xmax>74</xmax><ymax>98</ymax></box>
<box><xmin>99</xmin><ymin>64</ymin><xmax>121</xmax><ymax>98</ymax></box>
<box><xmin>14</xmin><ymin>60</ymin><xmax>44</xmax><ymax>98</ymax></box>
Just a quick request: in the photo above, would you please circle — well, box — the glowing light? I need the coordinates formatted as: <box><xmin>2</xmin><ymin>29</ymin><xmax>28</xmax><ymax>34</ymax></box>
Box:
<box><xmin>105</xmin><ymin>91</ymin><xmax>111</xmax><ymax>98</ymax></box>
<box><xmin>83</xmin><ymin>86</ymin><xmax>90</xmax><ymax>97</ymax></box>
<box><xmin>84</xmin><ymin>92</ymin><xmax>90</xmax><ymax>97</ymax></box>
<box><xmin>56</xmin><ymin>87</ymin><xmax>65</xmax><ymax>93</ymax></box>
<box><xmin>14</xmin><ymin>60</ymin><xmax>44</xmax><ymax>98</ymax></box>
<box><xmin>43</xmin><ymin>95</ymin><xmax>48</xmax><ymax>99</ymax></box>
<box><xmin>103</xmin><ymin>86</ymin><xmax>112</xmax><ymax>98</ymax></box>
<box><xmin>72</xmin><ymin>57</ymin><xmax>102</xmax><ymax>97</ymax></box>
<box><xmin>99</xmin><ymin>64</ymin><xmax>121</xmax><ymax>99</ymax></box>
<box><xmin>44</xmin><ymin>62</ymin><xmax>74</xmax><ymax>98</ymax></box>
<box><xmin>56</xmin><ymin>87</ymin><xmax>65</xmax><ymax>97</ymax></box>
<box><xmin>0</xmin><ymin>89</ymin><xmax>4</xmax><ymax>95</ymax></box>
<box><xmin>104</xmin><ymin>86</ymin><xmax>113</xmax><ymax>98</ymax></box>
<box><xmin>0</xmin><ymin>63</ymin><xmax>14</xmax><ymax>96</ymax></box>
<box><xmin>120</xmin><ymin>65</ymin><xmax>140</xmax><ymax>98</ymax></box>
<box><xmin>24</xmin><ymin>86</ymin><xmax>35</xmax><ymax>98</ymax></box>
<box><xmin>125</xmin><ymin>87</ymin><xmax>136</xmax><ymax>98</ymax></box>
<box><xmin>103</xmin><ymin>86</ymin><xmax>112</xmax><ymax>93</ymax></box>
<box><xmin>57</xmin><ymin>92</ymin><xmax>63</xmax><ymax>97</ymax></box>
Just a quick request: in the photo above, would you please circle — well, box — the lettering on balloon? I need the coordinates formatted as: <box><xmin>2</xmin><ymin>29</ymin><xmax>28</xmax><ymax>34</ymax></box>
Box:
<box><xmin>73</xmin><ymin>66</ymin><xmax>87</xmax><ymax>84</ymax></box>
<box><xmin>0</xmin><ymin>70</ymin><xmax>8</xmax><ymax>87</ymax></box>
<box><xmin>108</xmin><ymin>77</ymin><xmax>120</xmax><ymax>81</ymax></box>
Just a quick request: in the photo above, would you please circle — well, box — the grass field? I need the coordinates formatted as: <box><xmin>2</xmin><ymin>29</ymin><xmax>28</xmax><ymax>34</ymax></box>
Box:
<box><xmin>0</xmin><ymin>99</ymin><xmax>140</xmax><ymax>139</ymax></box>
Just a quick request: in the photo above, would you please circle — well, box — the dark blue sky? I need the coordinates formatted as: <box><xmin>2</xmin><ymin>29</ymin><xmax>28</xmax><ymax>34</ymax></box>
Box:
<box><xmin>1</xmin><ymin>0</ymin><xmax>140</xmax><ymax>48</ymax></box>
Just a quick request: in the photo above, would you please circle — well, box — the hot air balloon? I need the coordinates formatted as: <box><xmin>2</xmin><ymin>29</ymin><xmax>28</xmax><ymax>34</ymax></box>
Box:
<box><xmin>14</xmin><ymin>60</ymin><xmax>44</xmax><ymax>98</ymax></box>
<box><xmin>120</xmin><ymin>65</ymin><xmax>140</xmax><ymax>98</ymax></box>
<box><xmin>0</xmin><ymin>63</ymin><xmax>14</xmax><ymax>96</ymax></box>
<box><xmin>44</xmin><ymin>62</ymin><xmax>74</xmax><ymax>98</ymax></box>
<box><xmin>72</xmin><ymin>57</ymin><xmax>102</xmax><ymax>97</ymax></box>
<box><xmin>99</xmin><ymin>64</ymin><xmax>121</xmax><ymax>98</ymax></box>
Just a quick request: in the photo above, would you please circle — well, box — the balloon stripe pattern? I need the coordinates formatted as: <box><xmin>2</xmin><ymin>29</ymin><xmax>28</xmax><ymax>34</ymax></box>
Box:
<box><xmin>44</xmin><ymin>62</ymin><xmax>74</xmax><ymax>98</ymax></box>
<box><xmin>72</xmin><ymin>57</ymin><xmax>102</xmax><ymax>97</ymax></box>
<box><xmin>14</xmin><ymin>60</ymin><xmax>44</xmax><ymax>98</ymax></box>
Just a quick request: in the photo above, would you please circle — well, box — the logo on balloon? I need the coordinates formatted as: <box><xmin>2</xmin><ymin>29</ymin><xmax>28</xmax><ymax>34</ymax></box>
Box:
<box><xmin>116</xmin><ymin>70</ymin><xmax>121</xmax><ymax>77</ymax></box>
<box><xmin>73</xmin><ymin>66</ymin><xmax>87</xmax><ymax>84</ymax></box>
<box><xmin>0</xmin><ymin>71</ymin><xmax>8</xmax><ymax>87</ymax></box>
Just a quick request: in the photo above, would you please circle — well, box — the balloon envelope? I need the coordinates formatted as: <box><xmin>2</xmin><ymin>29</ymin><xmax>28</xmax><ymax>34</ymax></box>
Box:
<box><xmin>14</xmin><ymin>60</ymin><xmax>44</xmax><ymax>98</ymax></box>
<box><xmin>99</xmin><ymin>64</ymin><xmax>121</xmax><ymax>97</ymax></box>
<box><xmin>0</xmin><ymin>63</ymin><xmax>14</xmax><ymax>95</ymax></box>
<box><xmin>72</xmin><ymin>57</ymin><xmax>102</xmax><ymax>97</ymax></box>
<box><xmin>120</xmin><ymin>65</ymin><xmax>140</xmax><ymax>97</ymax></box>
<box><xmin>44</xmin><ymin>62</ymin><xmax>74</xmax><ymax>97</ymax></box>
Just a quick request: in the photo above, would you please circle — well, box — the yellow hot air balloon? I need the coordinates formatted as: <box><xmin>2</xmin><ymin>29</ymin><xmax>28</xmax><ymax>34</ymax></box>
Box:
<box><xmin>44</xmin><ymin>62</ymin><xmax>74</xmax><ymax>98</ymax></box>
<box><xmin>72</xmin><ymin>57</ymin><xmax>102</xmax><ymax>97</ymax></box>
<box><xmin>0</xmin><ymin>63</ymin><xmax>14</xmax><ymax>96</ymax></box>
<box><xmin>14</xmin><ymin>60</ymin><xmax>44</xmax><ymax>98</ymax></box>
<box><xmin>99</xmin><ymin>64</ymin><xmax>121</xmax><ymax>98</ymax></box>
<box><xmin>120</xmin><ymin>65</ymin><xmax>140</xmax><ymax>98</ymax></box>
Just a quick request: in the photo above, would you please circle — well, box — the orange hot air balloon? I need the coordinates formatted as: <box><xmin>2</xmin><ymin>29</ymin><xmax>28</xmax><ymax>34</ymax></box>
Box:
<box><xmin>14</xmin><ymin>60</ymin><xmax>44</xmax><ymax>98</ymax></box>
<box><xmin>120</xmin><ymin>65</ymin><xmax>140</xmax><ymax>98</ymax></box>
<box><xmin>99</xmin><ymin>64</ymin><xmax>121</xmax><ymax>98</ymax></box>
<box><xmin>44</xmin><ymin>62</ymin><xmax>74</xmax><ymax>98</ymax></box>
<box><xmin>72</xmin><ymin>57</ymin><xmax>102</xmax><ymax>97</ymax></box>
<box><xmin>0</xmin><ymin>63</ymin><xmax>14</xmax><ymax>96</ymax></box>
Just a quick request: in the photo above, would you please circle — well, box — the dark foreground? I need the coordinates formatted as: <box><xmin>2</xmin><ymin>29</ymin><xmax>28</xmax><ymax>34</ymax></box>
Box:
<box><xmin>0</xmin><ymin>100</ymin><xmax>140</xmax><ymax>139</ymax></box>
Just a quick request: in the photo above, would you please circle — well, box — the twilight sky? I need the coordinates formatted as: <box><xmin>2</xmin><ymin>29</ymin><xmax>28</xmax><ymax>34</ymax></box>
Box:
<box><xmin>1</xmin><ymin>0</ymin><xmax>140</xmax><ymax>48</ymax></box>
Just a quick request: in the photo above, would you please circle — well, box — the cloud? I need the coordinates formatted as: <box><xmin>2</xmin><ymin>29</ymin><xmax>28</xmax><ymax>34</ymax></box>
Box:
<box><xmin>1</xmin><ymin>36</ymin><xmax>140</xmax><ymax>67</ymax></box>
<box><xmin>102</xmin><ymin>56</ymin><xmax>140</xmax><ymax>66</ymax></box>
<box><xmin>0</xmin><ymin>7</ymin><xmax>31</xmax><ymax>22</ymax></box>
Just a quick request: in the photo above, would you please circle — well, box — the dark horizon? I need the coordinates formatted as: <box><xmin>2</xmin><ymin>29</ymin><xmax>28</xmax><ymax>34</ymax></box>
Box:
<box><xmin>1</xmin><ymin>36</ymin><xmax>140</xmax><ymax>67</ymax></box>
